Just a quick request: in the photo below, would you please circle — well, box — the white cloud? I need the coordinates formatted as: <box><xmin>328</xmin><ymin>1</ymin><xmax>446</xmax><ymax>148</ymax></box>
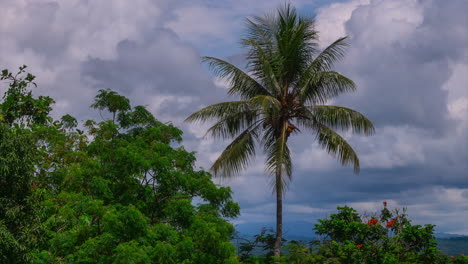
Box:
<box><xmin>355</xmin><ymin>126</ymin><xmax>427</xmax><ymax>169</ymax></box>
<box><xmin>295</xmin><ymin>142</ymin><xmax>339</xmax><ymax>171</ymax></box>
<box><xmin>287</xmin><ymin>204</ymin><xmax>330</xmax><ymax>214</ymax></box>
<box><xmin>449</xmin><ymin>98</ymin><xmax>468</xmax><ymax>123</ymax></box>
<box><xmin>1</xmin><ymin>0</ymin><xmax>467</xmax><ymax>234</ymax></box>
<box><xmin>315</xmin><ymin>0</ymin><xmax>370</xmax><ymax>47</ymax></box>
<box><xmin>166</xmin><ymin>6</ymin><xmax>235</xmax><ymax>45</ymax></box>
<box><xmin>403</xmin><ymin>187</ymin><xmax>468</xmax><ymax>235</ymax></box>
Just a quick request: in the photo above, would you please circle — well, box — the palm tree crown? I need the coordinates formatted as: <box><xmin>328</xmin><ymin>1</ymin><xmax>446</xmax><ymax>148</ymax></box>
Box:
<box><xmin>186</xmin><ymin>4</ymin><xmax>374</xmax><ymax>257</ymax></box>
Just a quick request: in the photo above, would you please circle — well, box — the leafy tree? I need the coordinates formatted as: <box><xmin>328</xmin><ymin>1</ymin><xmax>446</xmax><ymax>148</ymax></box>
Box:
<box><xmin>0</xmin><ymin>67</ymin><xmax>241</xmax><ymax>263</ymax></box>
<box><xmin>30</xmin><ymin>91</ymin><xmax>241</xmax><ymax>263</ymax></box>
<box><xmin>186</xmin><ymin>3</ymin><xmax>374</xmax><ymax>256</ymax></box>
<box><xmin>0</xmin><ymin>123</ymin><xmax>37</xmax><ymax>263</ymax></box>
<box><xmin>0</xmin><ymin>66</ymin><xmax>54</xmax><ymax>263</ymax></box>
<box><xmin>236</xmin><ymin>227</ymin><xmax>278</xmax><ymax>262</ymax></box>
<box><xmin>91</xmin><ymin>88</ymin><xmax>131</xmax><ymax>122</ymax></box>
<box><xmin>0</xmin><ymin>66</ymin><xmax>54</xmax><ymax>127</ymax></box>
<box><xmin>239</xmin><ymin>204</ymin><xmax>468</xmax><ymax>264</ymax></box>
<box><xmin>312</xmin><ymin>203</ymin><xmax>463</xmax><ymax>264</ymax></box>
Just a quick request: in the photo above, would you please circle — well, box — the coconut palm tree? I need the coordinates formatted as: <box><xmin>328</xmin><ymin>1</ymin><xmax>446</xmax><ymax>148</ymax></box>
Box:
<box><xmin>186</xmin><ymin>4</ymin><xmax>374</xmax><ymax>257</ymax></box>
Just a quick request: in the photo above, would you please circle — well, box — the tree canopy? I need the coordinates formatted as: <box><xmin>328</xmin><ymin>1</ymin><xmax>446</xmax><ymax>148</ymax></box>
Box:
<box><xmin>0</xmin><ymin>66</ymin><xmax>240</xmax><ymax>264</ymax></box>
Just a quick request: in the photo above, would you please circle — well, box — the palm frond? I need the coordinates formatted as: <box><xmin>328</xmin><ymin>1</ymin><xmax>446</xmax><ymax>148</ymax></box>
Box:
<box><xmin>249</xmin><ymin>95</ymin><xmax>281</xmax><ymax>120</ymax></box>
<box><xmin>186</xmin><ymin>101</ymin><xmax>263</xmax><ymax>140</ymax></box>
<box><xmin>275</xmin><ymin>4</ymin><xmax>318</xmax><ymax>84</ymax></box>
<box><xmin>299</xmin><ymin>71</ymin><xmax>356</xmax><ymax>104</ymax></box>
<box><xmin>211</xmin><ymin>126</ymin><xmax>260</xmax><ymax>177</ymax></box>
<box><xmin>185</xmin><ymin>101</ymin><xmax>252</xmax><ymax>123</ymax></box>
<box><xmin>307</xmin><ymin>105</ymin><xmax>375</xmax><ymax>136</ymax></box>
<box><xmin>185</xmin><ymin>4</ymin><xmax>372</xmax><ymax>190</ymax></box>
<box><xmin>305</xmin><ymin>37</ymin><xmax>349</xmax><ymax>73</ymax></box>
<box><xmin>316</xmin><ymin>124</ymin><xmax>360</xmax><ymax>173</ymax></box>
<box><xmin>203</xmin><ymin>57</ymin><xmax>270</xmax><ymax>99</ymax></box>
<box><xmin>244</xmin><ymin>3</ymin><xmax>318</xmax><ymax>88</ymax></box>
<box><xmin>242</xmin><ymin>39</ymin><xmax>282</xmax><ymax>96</ymax></box>
<box><xmin>244</xmin><ymin>15</ymin><xmax>276</xmax><ymax>50</ymax></box>
<box><xmin>206</xmin><ymin>115</ymin><xmax>263</xmax><ymax>140</ymax></box>
<box><xmin>298</xmin><ymin>118</ymin><xmax>360</xmax><ymax>173</ymax></box>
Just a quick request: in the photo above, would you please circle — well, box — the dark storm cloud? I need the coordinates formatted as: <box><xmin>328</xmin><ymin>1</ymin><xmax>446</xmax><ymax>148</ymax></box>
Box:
<box><xmin>333</xmin><ymin>0</ymin><xmax>468</xmax><ymax>133</ymax></box>
<box><xmin>414</xmin><ymin>0</ymin><xmax>468</xmax><ymax>61</ymax></box>
<box><xmin>82</xmin><ymin>28</ymin><xmax>208</xmax><ymax>95</ymax></box>
<box><xmin>13</xmin><ymin>2</ymin><xmax>70</xmax><ymax>59</ymax></box>
<box><xmin>80</xmin><ymin>27</ymin><xmax>235</xmax><ymax>145</ymax></box>
<box><xmin>1</xmin><ymin>0</ymin><xmax>467</xmax><ymax>233</ymax></box>
<box><xmin>260</xmin><ymin>0</ymin><xmax>468</xmax><ymax>233</ymax></box>
<box><xmin>230</xmin><ymin>0</ymin><xmax>468</xmax><ymax>234</ymax></box>
<box><xmin>289</xmin><ymin>166</ymin><xmax>468</xmax><ymax>205</ymax></box>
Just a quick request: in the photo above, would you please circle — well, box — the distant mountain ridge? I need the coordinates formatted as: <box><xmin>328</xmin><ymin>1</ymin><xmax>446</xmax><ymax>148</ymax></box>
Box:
<box><xmin>234</xmin><ymin>221</ymin><xmax>468</xmax><ymax>255</ymax></box>
<box><xmin>235</xmin><ymin>221</ymin><xmax>468</xmax><ymax>239</ymax></box>
<box><xmin>234</xmin><ymin>221</ymin><xmax>317</xmax><ymax>237</ymax></box>
<box><xmin>436</xmin><ymin>237</ymin><xmax>468</xmax><ymax>256</ymax></box>
<box><xmin>434</xmin><ymin>232</ymin><xmax>468</xmax><ymax>239</ymax></box>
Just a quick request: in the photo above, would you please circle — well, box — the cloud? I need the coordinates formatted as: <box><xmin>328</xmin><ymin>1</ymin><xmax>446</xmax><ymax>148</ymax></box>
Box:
<box><xmin>0</xmin><ymin>0</ymin><xmax>171</xmax><ymax>119</ymax></box>
<box><xmin>315</xmin><ymin>0</ymin><xmax>371</xmax><ymax>47</ymax></box>
<box><xmin>229</xmin><ymin>0</ymin><xmax>468</xmax><ymax>234</ymax></box>
<box><xmin>287</xmin><ymin>204</ymin><xmax>330</xmax><ymax>214</ymax></box>
<box><xmin>81</xmin><ymin>28</ymin><xmax>224</xmax><ymax>119</ymax></box>
<box><xmin>1</xmin><ymin>0</ymin><xmax>467</xmax><ymax>234</ymax></box>
<box><xmin>276</xmin><ymin>0</ymin><xmax>468</xmax><ymax>234</ymax></box>
<box><xmin>165</xmin><ymin>6</ymin><xmax>236</xmax><ymax>46</ymax></box>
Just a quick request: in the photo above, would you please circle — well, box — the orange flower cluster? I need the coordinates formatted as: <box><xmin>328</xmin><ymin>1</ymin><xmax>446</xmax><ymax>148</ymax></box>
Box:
<box><xmin>368</xmin><ymin>219</ymin><xmax>378</xmax><ymax>225</ymax></box>
<box><xmin>383</xmin><ymin>201</ymin><xmax>387</xmax><ymax>206</ymax></box>
<box><xmin>356</xmin><ymin>244</ymin><xmax>364</xmax><ymax>249</ymax></box>
<box><xmin>386</xmin><ymin>221</ymin><xmax>395</xmax><ymax>227</ymax></box>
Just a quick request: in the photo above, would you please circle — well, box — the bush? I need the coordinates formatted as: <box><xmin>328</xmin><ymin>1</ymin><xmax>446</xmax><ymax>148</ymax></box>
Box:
<box><xmin>239</xmin><ymin>202</ymin><xmax>466</xmax><ymax>264</ymax></box>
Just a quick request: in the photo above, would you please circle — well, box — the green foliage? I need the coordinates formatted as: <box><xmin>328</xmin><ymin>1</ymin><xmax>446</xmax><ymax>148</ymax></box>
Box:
<box><xmin>187</xmin><ymin>4</ymin><xmax>374</xmax><ymax>182</ymax></box>
<box><xmin>0</xmin><ymin>124</ymin><xmax>46</xmax><ymax>263</ymax></box>
<box><xmin>0</xmin><ymin>66</ymin><xmax>49</xmax><ymax>262</ymax></box>
<box><xmin>240</xmin><ymin>204</ymin><xmax>467</xmax><ymax>264</ymax></box>
<box><xmin>312</xmin><ymin>204</ymin><xmax>466</xmax><ymax>264</ymax></box>
<box><xmin>0</xmin><ymin>66</ymin><xmax>54</xmax><ymax>127</ymax></box>
<box><xmin>0</xmin><ymin>67</ymin><xmax>240</xmax><ymax>263</ymax></box>
<box><xmin>91</xmin><ymin>88</ymin><xmax>131</xmax><ymax>122</ymax></box>
<box><xmin>186</xmin><ymin>3</ymin><xmax>374</xmax><ymax>256</ymax></box>
<box><xmin>237</xmin><ymin>228</ymin><xmax>277</xmax><ymax>262</ymax></box>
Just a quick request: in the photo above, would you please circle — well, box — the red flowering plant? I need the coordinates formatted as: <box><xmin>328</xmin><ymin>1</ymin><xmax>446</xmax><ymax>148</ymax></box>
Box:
<box><xmin>367</xmin><ymin>219</ymin><xmax>378</xmax><ymax>226</ymax></box>
<box><xmin>386</xmin><ymin>220</ymin><xmax>395</xmax><ymax>228</ymax></box>
<box><xmin>242</xmin><ymin>202</ymin><xmax>467</xmax><ymax>264</ymax></box>
<box><xmin>312</xmin><ymin>202</ymin><xmax>455</xmax><ymax>264</ymax></box>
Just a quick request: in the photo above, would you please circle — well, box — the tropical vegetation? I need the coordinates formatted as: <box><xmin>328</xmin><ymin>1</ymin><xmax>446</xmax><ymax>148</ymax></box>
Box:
<box><xmin>1</xmin><ymin>3</ymin><xmax>467</xmax><ymax>264</ymax></box>
<box><xmin>0</xmin><ymin>67</ymin><xmax>240</xmax><ymax>263</ymax></box>
<box><xmin>238</xmin><ymin>202</ymin><xmax>468</xmax><ymax>264</ymax></box>
<box><xmin>186</xmin><ymin>4</ymin><xmax>374</xmax><ymax>256</ymax></box>
<box><xmin>1</xmin><ymin>66</ymin><xmax>466</xmax><ymax>264</ymax></box>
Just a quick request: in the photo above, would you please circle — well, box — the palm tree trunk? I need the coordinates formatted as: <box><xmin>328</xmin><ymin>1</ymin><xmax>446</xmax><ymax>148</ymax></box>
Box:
<box><xmin>274</xmin><ymin>170</ymin><xmax>283</xmax><ymax>258</ymax></box>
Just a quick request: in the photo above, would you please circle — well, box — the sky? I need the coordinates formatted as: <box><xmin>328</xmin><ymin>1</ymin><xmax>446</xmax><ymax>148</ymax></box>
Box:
<box><xmin>1</xmin><ymin>0</ymin><xmax>467</xmax><ymax>235</ymax></box>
